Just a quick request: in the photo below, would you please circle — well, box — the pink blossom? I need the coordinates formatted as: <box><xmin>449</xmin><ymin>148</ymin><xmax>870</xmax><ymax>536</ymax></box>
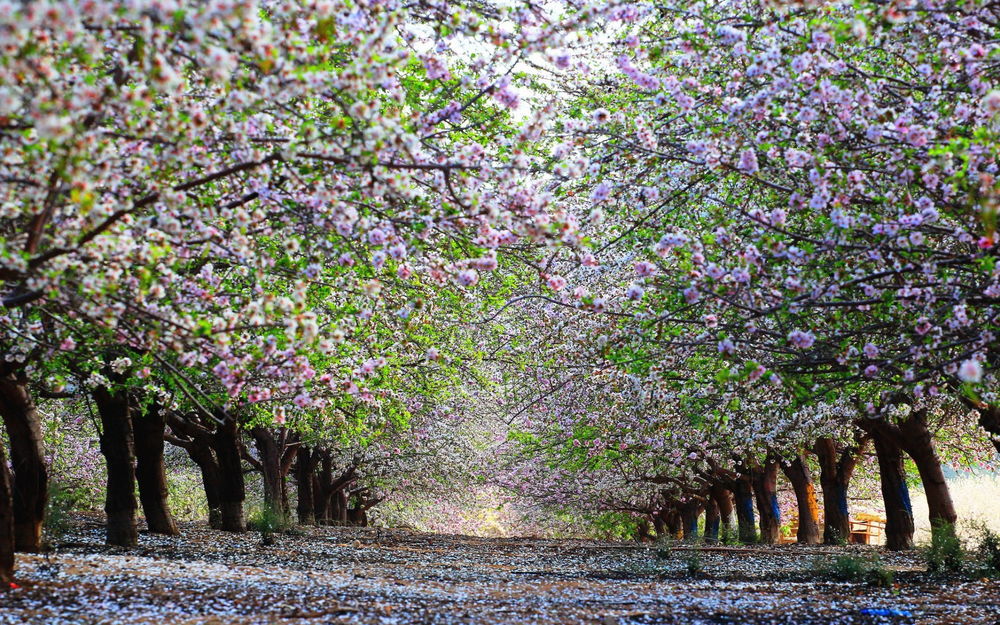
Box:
<box><xmin>457</xmin><ymin>269</ymin><xmax>479</xmax><ymax>287</ymax></box>
<box><xmin>634</xmin><ymin>261</ymin><xmax>656</xmax><ymax>277</ymax></box>
<box><xmin>787</xmin><ymin>329</ymin><xmax>816</xmax><ymax>349</ymax></box>
<box><xmin>957</xmin><ymin>359</ymin><xmax>983</xmax><ymax>383</ymax></box>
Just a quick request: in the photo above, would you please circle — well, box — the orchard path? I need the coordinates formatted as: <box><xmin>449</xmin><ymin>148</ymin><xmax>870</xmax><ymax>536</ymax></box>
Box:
<box><xmin>1</xmin><ymin>520</ymin><xmax>998</xmax><ymax>625</ymax></box>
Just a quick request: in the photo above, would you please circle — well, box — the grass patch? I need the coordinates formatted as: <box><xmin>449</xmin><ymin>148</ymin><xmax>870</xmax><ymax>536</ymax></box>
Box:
<box><xmin>247</xmin><ymin>504</ymin><xmax>293</xmax><ymax>544</ymax></box>
<box><xmin>812</xmin><ymin>554</ymin><xmax>894</xmax><ymax>588</ymax></box>
<box><xmin>925</xmin><ymin>521</ymin><xmax>964</xmax><ymax>574</ymax></box>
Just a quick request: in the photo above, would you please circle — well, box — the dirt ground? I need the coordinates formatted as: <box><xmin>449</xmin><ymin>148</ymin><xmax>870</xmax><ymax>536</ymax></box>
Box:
<box><xmin>1</xmin><ymin>520</ymin><xmax>998</xmax><ymax>625</ymax></box>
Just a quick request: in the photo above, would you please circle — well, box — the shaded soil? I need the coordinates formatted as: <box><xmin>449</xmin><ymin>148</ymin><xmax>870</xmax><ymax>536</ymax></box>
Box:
<box><xmin>1</xmin><ymin>519</ymin><xmax>998</xmax><ymax>624</ymax></box>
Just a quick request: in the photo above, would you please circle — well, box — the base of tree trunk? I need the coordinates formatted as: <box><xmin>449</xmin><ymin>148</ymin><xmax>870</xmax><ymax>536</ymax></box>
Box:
<box><xmin>106</xmin><ymin>510</ymin><xmax>138</xmax><ymax>548</ymax></box>
<box><xmin>0</xmin><ymin>373</ymin><xmax>48</xmax><ymax>553</ymax></box>
<box><xmin>220</xmin><ymin>502</ymin><xmax>246</xmax><ymax>533</ymax></box>
<box><xmin>820</xmin><ymin>480</ymin><xmax>851</xmax><ymax>545</ymax></box>
<box><xmin>871</xmin><ymin>432</ymin><xmax>915</xmax><ymax>551</ymax></box>
<box><xmin>704</xmin><ymin>500</ymin><xmax>721</xmax><ymax>543</ymax></box>
<box><xmin>733</xmin><ymin>478</ymin><xmax>756</xmax><ymax>544</ymax></box>
<box><xmin>208</xmin><ymin>507</ymin><xmax>223</xmax><ymax>530</ymax></box>
<box><xmin>751</xmin><ymin>462</ymin><xmax>781</xmax><ymax>545</ymax></box>
<box><xmin>133</xmin><ymin>404</ymin><xmax>179</xmax><ymax>536</ymax></box>
<box><xmin>0</xmin><ymin>442</ymin><xmax>15</xmax><ymax>583</ymax></box>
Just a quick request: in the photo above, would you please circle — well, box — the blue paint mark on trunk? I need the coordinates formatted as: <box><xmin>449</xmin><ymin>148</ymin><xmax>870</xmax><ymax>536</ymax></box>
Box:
<box><xmin>770</xmin><ymin>494</ymin><xmax>781</xmax><ymax>523</ymax></box>
<box><xmin>898</xmin><ymin>480</ymin><xmax>912</xmax><ymax>515</ymax></box>
<box><xmin>836</xmin><ymin>484</ymin><xmax>849</xmax><ymax>517</ymax></box>
<box><xmin>738</xmin><ymin>494</ymin><xmax>755</xmax><ymax>525</ymax></box>
<box><xmin>705</xmin><ymin>517</ymin><xmax>720</xmax><ymax>541</ymax></box>
<box><xmin>686</xmin><ymin>517</ymin><xmax>699</xmax><ymax>537</ymax></box>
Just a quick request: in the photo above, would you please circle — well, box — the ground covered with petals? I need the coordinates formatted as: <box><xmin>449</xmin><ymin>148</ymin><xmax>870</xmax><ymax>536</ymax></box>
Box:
<box><xmin>1</xmin><ymin>521</ymin><xmax>997</xmax><ymax>625</ymax></box>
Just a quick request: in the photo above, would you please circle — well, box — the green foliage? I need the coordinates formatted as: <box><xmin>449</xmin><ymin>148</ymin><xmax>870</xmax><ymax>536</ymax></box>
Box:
<box><xmin>718</xmin><ymin>524</ymin><xmax>741</xmax><ymax>546</ymax></box>
<box><xmin>653</xmin><ymin>538</ymin><xmax>672</xmax><ymax>560</ymax></box>
<box><xmin>813</xmin><ymin>554</ymin><xmax>894</xmax><ymax>587</ymax></box>
<box><xmin>683</xmin><ymin>553</ymin><xmax>704</xmax><ymax>577</ymax></box>
<box><xmin>925</xmin><ymin>521</ymin><xmax>964</xmax><ymax>573</ymax></box>
<box><xmin>975</xmin><ymin>525</ymin><xmax>1000</xmax><ymax>576</ymax></box>
<box><xmin>42</xmin><ymin>480</ymin><xmax>77</xmax><ymax>547</ymax></box>
<box><xmin>248</xmin><ymin>504</ymin><xmax>293</xmax><ymax>544</ymax></box>
<box><xmin>586</xmin><ymin>511</ymin><xmax>643</xmax><ymax>541</ymax></box>
<box><xmin>166</xmin><ymin>470</ymin><xmax>209</xmax><ymax>522</ymax></box>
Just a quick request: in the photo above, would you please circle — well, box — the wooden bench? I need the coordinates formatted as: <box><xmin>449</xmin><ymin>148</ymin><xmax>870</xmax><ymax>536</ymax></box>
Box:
<box><xmin>779</xmin><ymin>515</ymin><xmax>799</xmax><ymax>544</ymax></box>
<box><xmin>778</xmin><ymin>513</ymin><xmax>887</xmax><ymax>545</ymax></box>
<box><xmin>849</xmin><ymin>513</ymin><xmax>886</xmax><ymax>545</ymax></box>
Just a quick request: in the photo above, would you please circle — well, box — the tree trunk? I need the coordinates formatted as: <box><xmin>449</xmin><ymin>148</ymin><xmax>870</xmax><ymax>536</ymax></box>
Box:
<box><xmin>870</xmin><ymin>428</ymin><xmax>915</xmax><ymax>550</ymax></box>
<box><xmin>704</xmin><ymin>499</ymin><xmax>721</xmax><ymax>543</ymax></box>
<box><xmin>732</xmin><ymin>474</ymin><xmax>756</xmax><ymax>544</ymax></box>
<box><xmin>295</xmin><ymin>448</ymin><xmax>316</xmax><ymax>525</ymax></box>
<box><xmin>166</xmin><ymin>413</ymin><xmax>224</xmax><ymax>530</ymax></box>
<box><xmin>977</xmin><ymin>406</ymin><xmax>1000</xmax><ymax>456</ymax></box>
<box><xmin>709</xmin><ymin>485</ymin><xmax>734</xmax><ymax>540</ymax></box>
<box><xmin>347</xmin><ymin>506</ymin><xmax>367</xmax><ymax>527</ymax></box>
<box><xmin>131</xmin><ymin>402</ymin><xmax>179</xmax><ymax>536</ymax></box>
<box><xmin>0</xmin><ymin>439</ymin><xmax>15</xmax><ymax>584</ymax></box>
<box><xmin>213</xmin><ymin>416</ymin><xmax>245</xmax><ymax>532</ymax></box>
<box><xmin>313</xmin><ymin>452</ymin><xmax>332</xmax><ymax>525</ymax></box>
<box><xmin>652</xmin><ymin>513</ymin><xmax>666</xmax><ymax>538</ymax></box>
<box><xmin>333</xmin><ymin>489</ymin><xmax>348</xmax><ymax>525</ymax></box>
<box><xmin>195</xmin><ymin>451</ymin><xmax>223</xmax><ymax>530</ymax></box>
<box><xmin>0</xmin><ymin>373</ymin><xmax>47</xmax><ymax>552</ymax></box>
<box><xmin>93</xmin><ymin>387</ymin><xmax>138</xmax><ymax>548</ymax></box>
<box><xmin>636</xmin><ymin>519</ymin><xmax>653</xmax><ymax>543</ymax></box>
<box><xmin>751</xmin><ymin>460</ymin><xmax>780</xmax><ymax>545</ymax></box>
<box><xmin>897</xmin><ymin>411</ymin><xmax>958</xmax><ymax>530</ymax></box>
<box><xmin>813</xmin><ymin>437</ymin><xmax>861</xmax><ymax>545</ymax></box>
<box><xmin>781</xmin><ymin>454</ymin><xmax>821</xmax><ymax>544</ymax></box>
<box><xmin>680</xmin><ymin>499</ymin><xmax>701</xmax><ymax>540</ymax></box>
<box><xmin>251</xmin><ymin>427</ymin><xmax>283</xmax><ymax>515</ymax></box>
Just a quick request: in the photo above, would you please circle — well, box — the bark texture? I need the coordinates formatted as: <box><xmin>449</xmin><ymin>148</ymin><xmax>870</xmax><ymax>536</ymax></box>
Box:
<box><xmin>0</xmin><ymin>372</ymin><xmax>47</xmax><ymax>551</ymax></box>
<box><xmin>781</xmin><ymin>454</ymin><xmax>821</xmax><ymax>545</ymax></box>
<box><xmin>750</xmin><ymin>460</ymin><xmax>781</xmax><ymax>545</ymax></box>
<box><xmin>0</xmin><ymin>440</ymin><xmax>15</xmax><ymax>583</ymax></box>
<box><xmin>131</xmin><ymin>402</ymin><xmax>178</xmax><ymax>535</ymax></box>
<box><xmin>93</xmin><ymin>387</ymin><xmax>138</xmax><ymax>548</ymax></box>
<box><xmin>868</xmin><ymin>427</ymin><xmax>915</xmax><ymax>550</ymax></box>
<box><xmin>813</xmin><ymin>437</ymin><xmax>863</xmax><ymax>544</ymax></box>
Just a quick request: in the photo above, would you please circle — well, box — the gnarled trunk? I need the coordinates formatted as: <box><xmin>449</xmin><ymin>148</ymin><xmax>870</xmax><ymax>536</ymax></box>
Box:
<box><xmin>897</xmin><ymin>411</ymin><xmax>957</xmax><ymax>530</ymax></box>
<box><xmin>709</xmin><ymin>485</ymin><xmax>734</xmax><ymax>541</ymax></box>
<box><xmin>0</xmin><ymin>439</ymin><xmax>15</xmax><ymax>583</ymax></box>
<box><xmin>131</xmin><ymin>402</ymin><xmax>178</xmax><ymax>536</ymax></box>
<box><xmin>194</xmin><ymin>449</ymin><xmax>223</xmax><ymax>530</ymax></box>
<box><xmin>166</xmin><ymin>412</ymin><xmax>224</xmax><ymax>530</ymax></box>
<box><xmin>978</xmin><ymin>406</ymin><xmax>1000</xmax><ymax>456</ymax></box>
<box><xmin>732</xmin><ymin>474</ymin><xmax>756</xmax><ymax>543</ymax></box>
<box><xmin>680</xmin><ymin>499</ymin><xmax>701</xmax><ymax>540</ymax></box>
<box><xmin>781</xmin><ymin>454</ymin><xmax>821</xmax><ymax>544</ymax></box>
<box><xmin>250</xmin><ymin>427</ymin><xmax>298</xmax><ymax>518</ymax></box>
<box><xmin>93</xmin><ymin>387</ymin><xmax>138</xmax><ymax>548</ymax></box>
<box><xmin>251</xmin><ymin>427</ymin><xmax>283</xmax><ymax>515</ymax></box>
<box><xmin>0</xmin><ymin>373</ymin><xmax>47</xmax><ymax>552</ymax></box>
<box><xmin>294</xmin><ymin>448</ymin><xmax>316</xmax><ymax>525</ymax></box>
<box><xmin>751</xmin><ymin>460</ymin><xmax>780</xmax><ymax>545</ymax></box>
<box><xmin>214</xmin><ymin>416</ymin><xmax>245</xmax><ymax>532</ymax></box>
<box><xmin>869</xmin><ymin>427</ymin><xmax>914</xmax><ymax>550</ymax></box>
<box><xmin>313</xmin><ymin>452</ymin><xmax>332</xmax><ymax>525</ymax></box>
<box><xmin>813</xmin><ymin>437</ymin><xmax>862</xmax><ymax>544</ymax></box>
<box><xmin>332</xmin><ymin>488</ymin><xmax>348</xmax><ymax>525</ymax></box>
<box><xmin>347</xmin><ymin>506</ymin><xmax>368</xmax><ymax>527</ymax></box>
<box><xmin>651</xmin><ymin>512</ymin><xmax>666</xmax><ymax>538</ymax></box>
<box><xmin>704</xmin><ymin>499</ymin><xmax>721</xmax><ymax>543</ymax></box>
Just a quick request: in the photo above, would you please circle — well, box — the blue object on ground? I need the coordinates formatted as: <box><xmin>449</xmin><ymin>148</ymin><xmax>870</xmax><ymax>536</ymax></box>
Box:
<box><xmin>859</xmin><ymin>607</ymin><xmax>913</xmax><ymax>617</ymax></box>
